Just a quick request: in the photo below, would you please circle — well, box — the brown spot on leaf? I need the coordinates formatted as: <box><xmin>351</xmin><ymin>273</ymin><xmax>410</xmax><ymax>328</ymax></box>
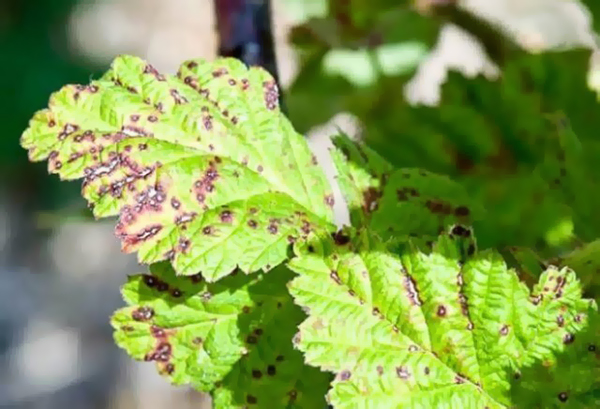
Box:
<box><xmin>563</xmin><ymin>333</ymin><xmax>575</xmax><ymax>344</ymax></box>
<box><xmin>363</xmin><ymin>187</ymin><xmax>381</xmax><ymax>213</ymax></box>
<box><xmin>397</xmin><ymin>189</ymin><xmax>408</xmax><ymax>201</ymax></box>
<box><xmin>252</xmin><ymin>369</ymin><xmax>262</xmax><ymax>379</ymax></box>
<box><xmin>248</xmin><ymin>220</ymin><xmax>258</xmax><ymax>229</ymax></box>
<box><xmin>263</xmin><ymin>80</ymin><xmax>278</xmax><ymax>110</ymax></box>
<box><xmin>454</xmin><ymin>206</ymin><xmax>470</xmax><ymax>217</ymax></box>
<box><xmin>220</xmin><ymin>210</ymin><xmax>233</xmax><ymax>223</ymax></box>
<box><xmin>558</xmin><ymin>392</ymin><xmax>568</xmax><ymax>402</ymax></box>
<box><xmin>500</xmin><ymin>325</ymin><xmax>509</xmax><ymax>336</ymax></box>
<box><xmin>330</xmin><ymin>271</ymin><xmax>342</xmax><ymax>285</ymax></box>
<box><xmin>339</xmin><ymin>370</ymin><xmax>351</xmax><ymax>381</ymax></box>
<box><xmin>396</xmin><ymin>366</ymin><xmax>410</xmax><ymax>379</ymax></box>
<box><xmin>246</xmin><ymin>395</ymin><xmax>257</xmax><ymax>404</ymax></box>
<box><xmin>267</xmin><ymin>365</ymin><xmax>276</xmax><ymax>376</ymax></box>
<box><xmin>436</xmin><ymin>305</ymin><xmax>447</xmax><ymax>317</ymax></box>
<box><xmin>331</xmin><ymin>231</ymin><xmax>351</xmax><ymax>246</ymax></box>
<box><xmin>454</xmin><ymin>375</ymin><xmax>466</xmax><ymax>384</ymax></box>
<box><xmin>324</xmin><ymin>194</ymin><xmax>334</xmax><ymax>207</ymax></box>
<box><xmin>151</xmin><ymin>325</ymin><xmax>166</xmax><ymax>338</ymax></box>
<box><xmin>132</xmin><ymin>306</ymin><xmax>154</xmax><ymax>321</ymax></box>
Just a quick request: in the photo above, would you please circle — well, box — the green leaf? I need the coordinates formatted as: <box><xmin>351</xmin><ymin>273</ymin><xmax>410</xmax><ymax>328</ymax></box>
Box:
<box><xmin>287</xmin><ymin>228</ymin><xmax>595</xmax><ymax>408</ymax></box>
<box><xmin>21</xmin><ymin>55</ymin><xmax>335</xmax><ymax>281</ymax></box>
<box><xmin>331</xmin><ymin>134</ymin><xmax>482</xmax><ymax>241</ymax></box>
<box><xmin>509</xmin><ymin>312</ymin><xmax>600</xmax><ymax>408</ymax></box>
<box><xmin>111</xmin><ymin>262</ymin><xmax>329</xmax><ymax>407</ymax></box>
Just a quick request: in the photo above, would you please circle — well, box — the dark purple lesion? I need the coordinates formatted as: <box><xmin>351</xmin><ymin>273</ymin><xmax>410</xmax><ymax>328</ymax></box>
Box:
<box><xmin>193</xmin><ymin>160</ymin><xmax>221</xmax><ymax>207</ymax></box>
<box><xmin>362</xmin><ymin>187</ymin><xmax>382</xmax><ymax>213</ymax></box>
<box><xmin>263</xmin><ymin>80</ymin><xmax>279</xmax><ymax>110</ymax></box>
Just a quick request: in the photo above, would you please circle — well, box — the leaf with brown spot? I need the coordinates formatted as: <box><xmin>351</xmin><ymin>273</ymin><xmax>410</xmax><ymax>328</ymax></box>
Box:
<box><xmin>112</xmin><ymin>262</ymin><xmax>328</xmax><ymax>405</ymax></box>
<box><xmin>331</xmin><ymin>134</ymin><xmax>482</xmax><ymax>242</ymax></box>
<box><xmin>287</xmin><ymin>229</ymin><xmax>594</xmax><ymax>407</ymax></box>
<box><xmin>21</xmin><ymin>55</ymin><xmax>335</xmax><ymax>281</ymax></box>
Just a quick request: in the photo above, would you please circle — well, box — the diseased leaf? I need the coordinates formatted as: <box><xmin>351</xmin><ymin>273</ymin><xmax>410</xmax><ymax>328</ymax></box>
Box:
<box><xmin>112</xmin><ymin>262</ymin><xmax>329</xmax><ymax>407</ymax></box>
<box><xmin>287</xmin><ymin>228</ymin><xmax>595</xmax><ymax>408</ymax></box>
<box><xmin>21</xmin><ymin>55</ymin><xmax>335</xmax><ymax>281</ymax></box>
<box><xmin>509</xmin><ymin>313</ymin><xmax>600</xmax><ymax>408</ymax></box>
<box><xmin>330</xmin><ymin>134</ymin><xmax>393</xmax><ymax>227</ymax></box>
<box><xmin>331</xmin><ymin>134</ymin><xmax>482</xmax><ymax>241</ymax></box>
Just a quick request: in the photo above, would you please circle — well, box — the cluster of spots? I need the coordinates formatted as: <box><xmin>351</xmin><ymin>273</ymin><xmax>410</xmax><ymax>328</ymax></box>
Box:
<box><xmin>87</xmin><ymin>148</ymin><xmax>158</xmax><ymax>201</ymax></box>
<box><xmin>71</xmin><ymin>83</ymin><xmax>100</xmax><ymax>102</ymax></box>
<box><xmin>396</xmin><ymin>186</ymin><xmax>419</xmax><ymax>201</ymax></box>
<box><xmin>450</xmin><ymin>225</ymin><xmax>472</xmax><ymax>238</ymax></box>
<box><xmin>132</xmin><ymin>306</ymin><xmax>154</xmax><ymax>321</ymax></box>
<box><xmin>362</xmin><ymin>187</ymin><xmax>382</xmax><ymax>213</ymax></box>
<box><xmin>144</xmin><ymin>324</ymin><xmax>176</xmax><ymax>375</ymax></box>
<box><xmin>143</xmin><ymin>63</ymin><xmax>166</xmax><ymax>82</ymax></box>
<box><xmin>246</xmin><ymin>355</ymin><xmax>294</xmax><ymax>405</ymax></box>
<box><xmin>193</xmin><ymin>159</ymin><xmax>220</xmax><ymax>207</ymax></box>
<box><xmin>263</xmin><ymin>80</ymin><xmax>278</xmax><ymax>110</ymax></box>
<box><xmin>425</xmin><ymin>199</ymin><xmax>470</xmax><ymax>218</ymax></box>
<box><xmin>245</xmin><ymin>328</ymin><xmax>264</xmax><ymax>345</ymax></box>
<box><xmin>58</xmin><ymin>123</ymin><xmax>79</xmax><ymax>141</ymax></box>
<box><xmin>178</xmin><ymin>65</ymin><xmax>245</xmax><ymax>126</ymax></box>
<box><xmin>115</xmin><ymin>184</ymin><xmax>175</xmax><ymax>249</ymax></box>
<box><xmin>141</xmin><ymin>274</ymin><xmax>184</xmax><ymax>298</ymax></box>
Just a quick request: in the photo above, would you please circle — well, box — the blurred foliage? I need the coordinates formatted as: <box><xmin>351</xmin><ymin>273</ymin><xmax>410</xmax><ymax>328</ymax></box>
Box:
<box><xmin>0</xmin><ymin>0</ymin><xmax>103</xmax><ymax>209</ymax></box>
<box><xmin>285</xmin><ymin>0</ymin><xmax>600</xmax><ymax>261</ymax></box>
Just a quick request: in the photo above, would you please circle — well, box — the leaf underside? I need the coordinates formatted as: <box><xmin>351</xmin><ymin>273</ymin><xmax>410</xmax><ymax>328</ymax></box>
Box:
<box><xmin>287</xmin><ymin>229</ymin><xmax>595</xmax><ymax>408</ymax></box>
<box><xmin>111</xmin><ymin>263</ymin><xmax>329</xmax><ymax>408</ymax></box>
<box><xmin>21</xmin><ymin>55</ymin><xmax>335</xmax><ymax>281</ymax></box>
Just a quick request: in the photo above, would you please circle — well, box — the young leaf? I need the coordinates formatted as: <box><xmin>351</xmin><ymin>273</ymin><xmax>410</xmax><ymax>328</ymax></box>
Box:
<box><xmin>287</xmin><ymin>228</ymin><xmax>595</xmax><ymax>408</ymax></box>
<box><xmin>331</xmin><ymin>134</ymin><xmax>481</xmax><ymax>241</ymax></box>
<box><xmin>111</xmin><ymin>262</ymin><xmax>329</xmax><ymax>407</ymax></box>
<box><xmin>21</xmin><ymin>55</ymin><xmax>335</xmax><ymax>280</ymax></box>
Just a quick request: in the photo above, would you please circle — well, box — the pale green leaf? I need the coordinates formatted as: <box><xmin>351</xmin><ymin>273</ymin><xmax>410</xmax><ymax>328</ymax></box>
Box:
<box><xmin>21</xmin><ymin>55</ymin><xmax>335</xmax><ymax>281</ymax></box>
<box><xmin>112</xmin><ymin>263</ymin><xmax>329</xmax><ymax>407</ymax></box>
<box><xmin>287</xmin><ymin>229</ymin><xmax>594</xmax><ymax>408</ymax></box>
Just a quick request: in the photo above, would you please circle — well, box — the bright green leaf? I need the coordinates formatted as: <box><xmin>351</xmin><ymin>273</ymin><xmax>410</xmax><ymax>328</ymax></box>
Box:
<box><xmin>287</xmin><ymin>229</ymin><xmax>595</xmax><ymax>408</ymax></box>
<box><xmin>21</xmin><ymin>55</ymin><xmax>335</xmax><ymax>281</ymax></box>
